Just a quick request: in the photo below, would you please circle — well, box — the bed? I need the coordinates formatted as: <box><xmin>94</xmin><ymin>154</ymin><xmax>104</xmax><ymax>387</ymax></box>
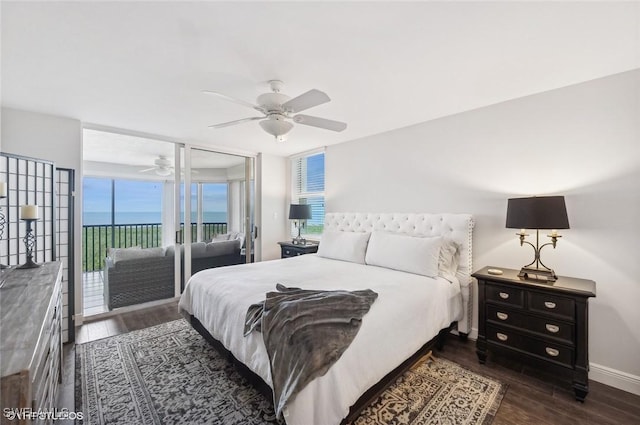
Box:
<box><xmin>179</xmin><ymin>212</ymin><xmax>474</xmax><ymax>425</ymax></box>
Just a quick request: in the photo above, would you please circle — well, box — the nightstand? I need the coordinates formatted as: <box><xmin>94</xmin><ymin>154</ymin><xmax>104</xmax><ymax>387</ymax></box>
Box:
<box><xmin>473</xmin><ymin>266</ymin><xmax>596</xmax><ymax>401</ymax></box>
<box><xmin>278</xmin><ymin>241</ymin><xmax>319</xmax><ymax>258</ymax></box>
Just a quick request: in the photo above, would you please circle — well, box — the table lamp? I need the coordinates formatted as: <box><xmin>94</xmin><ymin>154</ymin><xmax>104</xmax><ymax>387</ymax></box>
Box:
<box><xmin>18</xmin><ymin>204</ymin><xmax>41</xmax><ymax>269</ymax></box>
<box><xmin>289</xmin><ymin>204</ymin><xmax>312</xmax><ymax>245</ymax></box>
<box><xmin>506</xmin><ymin>196</ymin><xmax>569</xmax><ymax>281</ymax></box>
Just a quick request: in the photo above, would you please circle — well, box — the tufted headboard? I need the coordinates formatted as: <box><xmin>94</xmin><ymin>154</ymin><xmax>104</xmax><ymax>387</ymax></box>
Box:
<box><xmin>324</xmin><ymin>212</ymin><xmax>475</xmax><ymax>335</ymax></box>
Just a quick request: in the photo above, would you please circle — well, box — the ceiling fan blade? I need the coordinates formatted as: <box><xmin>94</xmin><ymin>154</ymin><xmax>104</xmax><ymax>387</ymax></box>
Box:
<box><xmin>282</xmin><ymin>89</ymin><xmax>330</xmax><ymax>113</ymax></box>
<box><xmin>208</xmin><ymin>116</ymin><xmax>263</xmax><ymax>129</ymax></box>
<box><xmin>293</xmin><ymin>114</ymin><xmax>347</xmax><ymax>132</ymax></box>
<box><xmin>202</xmin><ymin>90</ymin><xmax>265</xmax><ymax>113</ymax></box>
<box><xmin>139</xmin><ymin>167</ymin><xmax>156</xmax><ymax>173</ymax></box>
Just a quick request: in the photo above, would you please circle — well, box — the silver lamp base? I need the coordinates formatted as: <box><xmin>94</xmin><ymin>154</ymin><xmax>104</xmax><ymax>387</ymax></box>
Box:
<box><xmin>292</xmin><ymin>236</ymin><xmax>307</xmax><ymax>245</ymax></box>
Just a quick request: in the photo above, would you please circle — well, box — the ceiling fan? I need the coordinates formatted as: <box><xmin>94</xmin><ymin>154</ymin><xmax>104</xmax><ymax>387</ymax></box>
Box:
<box><xmin>139</xmin><ymin>155</ymin><xmax>174</xmax><ymax>176</ymax></box>
<box><xmin>139</xmin><ymin>155</ymin><xmax>198</xmax><ymax>176</ymax></box>
<box><xmin>204</xmin><ymin>80</ymin><xmax>347</xmax><ymax>142</ymax></box>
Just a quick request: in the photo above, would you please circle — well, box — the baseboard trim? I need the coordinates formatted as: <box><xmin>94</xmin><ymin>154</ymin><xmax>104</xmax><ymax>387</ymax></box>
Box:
<box><xmin>450</xmin><ymin>327</ymin><xmax>478</xmax><ymax>341</ymax></box>
<box><xmin>453</xmin><ymin>328</ymin><xmax>640</xmax><ymax>396</ymax></box>
<box><xmin>589</xmin><ymin>362</ymin><xmax>640</xmax><ymax>396</ymax></box>
<box><xmin>468</xmin><ymin>327</ymin><xmax>478</xmax><ymax>341</ymax></box>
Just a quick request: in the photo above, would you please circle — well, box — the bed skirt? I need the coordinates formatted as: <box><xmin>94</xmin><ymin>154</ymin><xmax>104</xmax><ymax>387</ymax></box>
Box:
<box><xmin>189</xmin><ymin>315</ymin><xmax>454</xmax><ymax>424</ymax></box>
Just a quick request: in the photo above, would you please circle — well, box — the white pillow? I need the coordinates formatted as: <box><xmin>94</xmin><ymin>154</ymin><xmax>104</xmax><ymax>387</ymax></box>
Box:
<box><xmin>317</xmin><ymin>231</ymin><xmax>371</xmax><ymax>264</ymax></box>
<box><xmin>212</xmin><ymin>233</ymin><xmax>231</xmax><ymax>242</ymax></box>
<box><xmin>438</xmin><ymin>239</ymin><xmax>460</xmax><ymax>282</ymax></box>
<box><xmin>365</xmin><ymin>231</ymin><xmax>442</xmax><ymax>277</ymax></box>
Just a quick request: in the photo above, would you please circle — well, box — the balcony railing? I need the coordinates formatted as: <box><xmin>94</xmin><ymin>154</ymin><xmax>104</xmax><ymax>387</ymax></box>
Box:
<box><xmin>82</xmin><ymin>222</ymin><xmax>228</xmax><ymax>272</ymax></box>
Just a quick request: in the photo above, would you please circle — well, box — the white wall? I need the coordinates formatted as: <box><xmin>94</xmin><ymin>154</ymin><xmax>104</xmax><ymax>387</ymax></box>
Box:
<box><xmin>2</xmin><ymin>108</ymin><xmax>82</xmax><ymax>169</ymax></box>
<box><xmin>1</xmin><ymin>108</ymin><xmax>291</xmax><ymax>322</ymax></box>
<box><xmin>1</xmin><ymin>107</ymin><xmax>84</xmax><ymax>326</ymax></box>
<box><xmin>256</xmin><ymin>153</ymin><xmax>288</xmax><ymax>261</ymax></box>
<box><xmin>326</xmin><ymin>69</ymin><xmax>640</xmax><ymax>394</ymax></box>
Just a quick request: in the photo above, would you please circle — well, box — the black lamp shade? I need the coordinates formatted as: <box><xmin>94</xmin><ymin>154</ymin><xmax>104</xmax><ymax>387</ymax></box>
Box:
<box><xmin>289</xmin><ymin>204</ymin><xmax>312</xmax><ymax>220</ymax></box>
<box><xmin>506</xmin><ymin>196</ymin><xmax>569</xmax><ymax>230</ymax></box>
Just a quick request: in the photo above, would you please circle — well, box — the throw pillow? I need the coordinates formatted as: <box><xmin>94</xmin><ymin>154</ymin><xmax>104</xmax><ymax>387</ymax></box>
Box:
<box><xmin>365</xmin><ymin>231</ymin><xmax>442</xmax><ymax>277</ymax></box>
<box><xmin>212</xmin><ymin>233</ymin><xmax>231</xmax><ymax>242</ymax></box>
<box><xmin>317</xmin><ymin>231</ymin><xmax>371</xmax><ymax>264</ymax></box>
<box><xmin>438</xmin><ymin>239</ymin><xmax>460</xmax><ymax>282</ymax></box>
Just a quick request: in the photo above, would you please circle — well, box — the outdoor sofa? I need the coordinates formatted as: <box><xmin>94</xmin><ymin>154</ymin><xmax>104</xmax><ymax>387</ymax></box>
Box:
<box><xmin>103</xmin><ymin>232</ymin><xmax>244</xmax><ymax>309</ymax></box>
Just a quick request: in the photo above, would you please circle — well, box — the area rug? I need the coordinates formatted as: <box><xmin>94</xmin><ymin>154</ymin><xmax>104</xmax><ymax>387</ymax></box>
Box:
<box><xmin>76</xmin><ymin>320</ymin><xmax>506</xmax><ymax>425</ymax></box>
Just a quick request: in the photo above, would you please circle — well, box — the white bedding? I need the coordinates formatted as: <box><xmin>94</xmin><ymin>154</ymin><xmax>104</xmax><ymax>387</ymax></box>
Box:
<box><xmin>179</xmin><ymin>254</ymin><xmax>463</xmax><ymax>425</ymax></box>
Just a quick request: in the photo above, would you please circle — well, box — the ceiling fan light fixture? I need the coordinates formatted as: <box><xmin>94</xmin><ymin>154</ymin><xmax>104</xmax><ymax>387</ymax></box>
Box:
<box><xmin>206</xmin><ymin>81</ymin><xmax>347</xmax><ymax>139</ymax></box>
<box><xmin>155</xmin><ymin>167</ymin><xmax>172</xmax><ymax>177</ymax></box>
<box><xmin>155</xmin><ymin>156</ymin><xmax>171</xmax><ymax>167</ymax></box>
<box><xmin>259</xmin><ymin>118</ymin><xmax>293</xmax><ymax>137</ymax></box>
<box><xmin>257</xmin><ymin>92</ymin><xmax>290</xmax><ymax>109</ymax></box>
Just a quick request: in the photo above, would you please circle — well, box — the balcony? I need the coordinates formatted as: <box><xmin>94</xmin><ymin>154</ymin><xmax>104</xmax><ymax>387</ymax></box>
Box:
<box><xmin>82</xmin><ymin>222</ymin><xmax>227</xmax><ymax>316</ymax></box>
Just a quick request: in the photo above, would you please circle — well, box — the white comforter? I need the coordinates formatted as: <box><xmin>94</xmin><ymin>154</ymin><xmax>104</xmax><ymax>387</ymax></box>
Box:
<box><xmin>179</xmin><ymin>254</ymin><xmax>462</xmax><ymax>425</ymax></box>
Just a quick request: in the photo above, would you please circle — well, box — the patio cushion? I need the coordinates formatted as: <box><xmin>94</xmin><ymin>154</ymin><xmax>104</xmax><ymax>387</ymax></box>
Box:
<box><xmin>191</xmin><ymin>242</ymin><xmax>208</xmax><ymax>258</ymax></box>
<box><xmin>205</xmin><ymin>239</ymin><xmax>240</xmax><ymax>256</ymax></box>
<box><xmin>111</xmin><ymin>246</ymin><xmax>164</xmax><ymax>264</ymax></box>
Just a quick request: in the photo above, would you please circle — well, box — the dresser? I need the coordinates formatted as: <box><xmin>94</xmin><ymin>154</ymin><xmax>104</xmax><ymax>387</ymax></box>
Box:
<box><xmin>278</xmin><ymin>241</ymin><xmax>319</xmax><ymax>258</ymax></box>
<box><xmin>473</xmin><ymin>266</ymin><xmax>596</xmax><ymax>401</ymax></box>
<box><xmin>1</xmin><ymin>262</ymin><xmax>63</xmax><ymax>424</ymax></box>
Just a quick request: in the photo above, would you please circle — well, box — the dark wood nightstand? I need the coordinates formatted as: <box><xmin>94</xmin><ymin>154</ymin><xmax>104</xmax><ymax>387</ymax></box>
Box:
<box><xmin>278</xmin><ymin>241</ymin><xmax>319</xmax><ymax>258</ymax></box>
<box><xmin>473</xmin><ymin>266</ymin><xmax>596</xmax><ymax>401</ymax></box>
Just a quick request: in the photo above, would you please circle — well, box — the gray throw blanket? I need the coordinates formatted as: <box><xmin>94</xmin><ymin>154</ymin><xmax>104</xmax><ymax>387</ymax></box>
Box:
<box><xmin>244</xmin><ymin>284</ymin><xmax>378</xmax><ymax>418</ymax></box>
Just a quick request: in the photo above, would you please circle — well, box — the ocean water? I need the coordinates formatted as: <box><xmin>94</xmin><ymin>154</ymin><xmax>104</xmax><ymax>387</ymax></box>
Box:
<box><xmin>83</xmin><ymin>211</ymin><xmax>227</xmax><ymax>225</ymax></box>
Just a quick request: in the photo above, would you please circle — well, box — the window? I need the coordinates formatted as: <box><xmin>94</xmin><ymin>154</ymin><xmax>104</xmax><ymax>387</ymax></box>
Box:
<box><xmin>82</xmin><ymin>177</ymin><xmax>164</xmax><ymax>272</ymax></box>
<box><xmin>202</xmin><ymin>183</ymin><xmax>228</xmax><ymax>224</ymax></box>
<box><xmin>114</xmin><ymin>180</ymin><xmax>163</xmax><ymax>224</ymax></box>
<box><xmin>202</xmin><ymin>183</ymin><xmax>229</xmax><ymax>241</ymax></box>
<box><xmin>180</xmin><ymin>182</ymin><xmax>229</xmax><ymax>242</ymax></box>
<box><xmin>83</xmin><ymin>177</ymin><xmax>163</xmax><ymax>225</ymax></box>
<box><xmin>291</xmin><ymin>151</ymin><xmax>325</xmax><ymax>237</ymax></box>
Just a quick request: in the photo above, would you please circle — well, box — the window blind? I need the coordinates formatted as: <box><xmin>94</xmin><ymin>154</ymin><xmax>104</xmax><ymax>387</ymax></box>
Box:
<box><xmin>291</xmin><ymin>151</ymin><xmax>325</xmax><ymax>236</ymax></box>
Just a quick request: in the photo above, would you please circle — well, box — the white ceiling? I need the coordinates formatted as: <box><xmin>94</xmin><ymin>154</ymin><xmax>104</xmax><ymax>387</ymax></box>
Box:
<box><xmin>2</xmin><ymin>2</ymin><xmax>639</xmax><ymax>158</ymax></box>
<box><xmin>82</xmin><ymin>129</ymin><xmax>246</xmax><ymax>170</ymax></box>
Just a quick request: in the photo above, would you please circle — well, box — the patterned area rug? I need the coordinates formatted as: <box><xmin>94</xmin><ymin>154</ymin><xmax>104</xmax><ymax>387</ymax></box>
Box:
<box><xmin>76</xmin><ymin>320</ymin><xmax>506</xmax><ymax>425</ymax></box>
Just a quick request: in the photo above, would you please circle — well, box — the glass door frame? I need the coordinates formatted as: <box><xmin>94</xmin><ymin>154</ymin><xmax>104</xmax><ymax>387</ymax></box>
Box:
<box><xmin>243</xmin><ymin>157</ymin><xmax>254</xmax><ymax>265</ymax></box>
<box><xmin>173</xmin><ymin>144</ymin><xmax>255</xmax><ymax>297</ymax></box>
<box><xmin>173</xmin><ymin>144</ymin><xmax>187</xmax><ymax>297</ymax></box>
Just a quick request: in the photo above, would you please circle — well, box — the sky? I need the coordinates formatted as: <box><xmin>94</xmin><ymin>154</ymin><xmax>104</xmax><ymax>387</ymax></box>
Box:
<box><xmin>83</xmin><ymin>153</ymin><xmax>324</xmax><ymax>224</ymax></box>
<box><xmin>301</xmin><ymin>153</ymin><xmax>324</xmax><ymax>226</ymax></box>
<box><xmin>306</xmin><ymin>153</ymin><xmax>324</xmax><ymax>192</ymax></box>
<box><xmin>83</xmin><ymin>177</ymin><xmax>228</xmax><ymax>213</ymax></box>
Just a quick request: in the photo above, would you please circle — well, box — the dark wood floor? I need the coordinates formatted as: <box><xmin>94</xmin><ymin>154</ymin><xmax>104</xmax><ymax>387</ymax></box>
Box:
<box><xmin>437</xmin><ymin>337</ymin><xmax>640</xmax><ymax>425</ymax></box>
<box><xmin>59</xmin><ymin>301</ymin><xmax>640</xmax><ymax>425</ymax></box>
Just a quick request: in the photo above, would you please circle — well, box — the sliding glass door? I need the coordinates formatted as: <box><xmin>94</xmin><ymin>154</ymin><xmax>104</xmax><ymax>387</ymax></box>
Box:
<box><xmin>82</xmin><ymin>129</ymin><xmax>255</xmax><ymax>317</ymax></box>
<box><xmin>174</xmin><ymin>146</ymin><xmax>255</xmax><ymax>294</ymax></box>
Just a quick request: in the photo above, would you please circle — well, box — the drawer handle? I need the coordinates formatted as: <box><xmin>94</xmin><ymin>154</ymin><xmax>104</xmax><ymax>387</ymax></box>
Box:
<box><xmin>499</xmin><ymin>292</ymin><xmax>510</xmax><ymax>299</ymax></box>
<box><xmin>545</xmin><ymin>347</ymin><xmax>560</xmax><ymax>357</ymax></box>
<box><xmin>545</xmin><ymin>324</ymin><xmax>560</xmax><ymax>333</ymax></box>
<box><xmin>496</xmin><ymin>312</ymin><xmax>509</xmax><ymax>320</ymax></box>
<box><xmin>496</xmin><ymin>332</ymin><xmax>508</xmax><ymax>341</ymax></box>
<box><xmin>544</xmin><ymin>301</ymin><xmax>556</xmax><ymax>309</ymax></box>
